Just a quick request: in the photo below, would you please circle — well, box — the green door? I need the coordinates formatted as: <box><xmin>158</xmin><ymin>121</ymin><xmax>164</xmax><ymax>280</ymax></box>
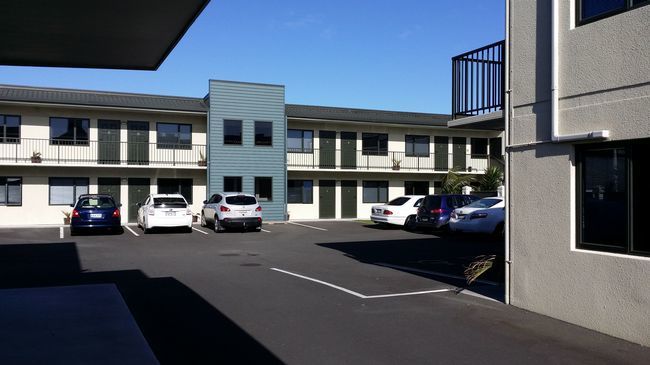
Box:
<box><xmin>319</xmin><ymin>131</ymin><xmax>336</xmax><ymax>169</ymax></box>
<box><xmin>434</xmin><ymin>136</ymin><xmax>449</xmax><ymax>171</ymax></box>
<box><xmin>128</xmin><ymin>178</ymin><xmax>150</xmax><ymax>223</ymax></box>
<box><xmin>98</xmin><ymin>119</ymin><xmax>120</xmax><ymax>164</ymax></box>
<box><xmin>127</xmin><ymin>121</ymin><xmax>149</xmax><ymax>165</ymax></box>
<box><xmin>452</xmin><ymin>137</ymin><xmax>467</xmax><ymax>171</ymax></box>
<box><xmin>340</xmin><ymin>132</ymin><xmax>356</xmax><ymax>169</ymax></box>
<box><xmin>341</xmin><ymin>180</ymin><xmax>357</xmax><ymax>218</ymax></box>
<box><xmin>98</xmin><ymin>177</ymin><xmax>121</xmax><ymax>205</ymax></box>
<box><xmin>319</xmin><ymin>180</ymin><xmax>336</xmax><ymax>219</ymax></box>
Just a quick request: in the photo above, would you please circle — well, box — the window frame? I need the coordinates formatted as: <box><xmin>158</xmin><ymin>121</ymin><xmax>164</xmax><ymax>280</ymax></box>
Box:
<box><xmin>287</xmin><ymin>129</ymin><xmax>314</xmax><ymax>153</ymax></box>
<box><xmin>49</xmin><ymin>117</ymin><xmax>90</xmax><ymax>146</ymax></box>
<box><xmin>405</xmin><ymin>135</ymin><xmax>430</xmax><ymax>157</ymax></box>
<box><xmin>48</xmin><ymin>177</ymin><xmax>89</xmax><ymax>206</ymax></box>
<box><xmin>577</xmin><ymin>0</ymin><xmax>649</xmax><ymax>26</ymax></box>
<box><xmin>0</xmin><ymin>114</ymin><xmax>21</xmax><ymax>143</ymax></box>
<box><xmin>254</xmin><ymin>121</ymin><xmax>273</xmax><ymax>146</ymax></box>
<box><xmin>362</xmin><ymin>180</ymin><xmax>388</xmax><ymax>203</ymax></box>
<box><xmin>362</xmin><ymin>133</ymin><xmax>389</xmax><ymax>156</ymax></box>
<box><xmin>156</xmin><ymin>122</ymin><xmax>192</xmax><ymax>150</ymax></box>
<box><xmin>287</xmin><ymin>179</ymin><xmax>313</xmax><ymax>204</ymax></box>
<box><xmin>223</xmin><ymin>120</ymin><xmax>243</xmax><ymax>145</ymax></box>
<box><xmin>254</xmin><ymin>177</ymin><xmax>273</xmax><ymax>202</ymax></box>
<box><xmin>0</xmin><ymin>176</ymin><xmax>22</xmax><ymax>206</ymax></box>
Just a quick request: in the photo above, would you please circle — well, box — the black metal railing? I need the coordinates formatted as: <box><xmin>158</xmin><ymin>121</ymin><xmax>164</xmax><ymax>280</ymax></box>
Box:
<box><xmin>0</xmin><ymin>138</ymin><xmax>207</xmax><ymax>168</ymax></box>
<box><xmin>452</xmin><ymin>40</ymin><xmax>505</xmax><ymax>118</ymax></box>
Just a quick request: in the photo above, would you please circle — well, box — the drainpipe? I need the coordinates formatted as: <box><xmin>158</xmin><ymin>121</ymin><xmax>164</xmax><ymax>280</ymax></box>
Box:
<box><xmin>550</xmin><ymin>0</ymin><xmax>609</xmax><ymax>142</ymax></box>
<box><xmin>504</xmin><ymin>0</ymin><xmax>511</xmax><ymax>306</ymax></box>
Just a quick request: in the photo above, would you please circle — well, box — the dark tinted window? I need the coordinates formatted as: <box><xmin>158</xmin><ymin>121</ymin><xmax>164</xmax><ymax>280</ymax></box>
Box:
<box><xmin>153</xmin><ymin>197</ymin><xmax>187</xmax><ymax>208</ymax></box>
<box><xmin>466</xmin><ymin>198</ymin><xmax>501</xmax><ymax>209</ymax></box>
<box><xmin>224</xmin><ymin>120</ymin><xmax>242</xmax><ymax>145</ymax></box>
<box><xmin>208</xmin><ymin>194</ymin><xmax>222</xmax><ymax>204</ymax></box>
<box><xmin>288</xmin><ymin>180</ymin><xmax>313</xmax><ymax>204</ymax></box>
<box><xmin>158</xmin><ymin>178</ymin><xmax>193</xmax><ymax>203</ymax></box>
<box><xmin>405</xmin><ymin>181</ymin><xmax>429</xmax><ymax>195</ymax></box>
<box><xmin>388</xmin><ymin>197</ymin><xmax>410</xmax><ymax>206</ymax></box>
<box><xmin>471</xmin><ymin>138</ymin><xmax>488</xmax><ymax>156</ymax></box>
<box><xmin>362</xmin><ymin>133</ymin><xmax>388</xmax><ymax>156</ymax></box>
<box><xmin>225</xmin><ymin>195</ymin><xmax>257</xmax><ymax>205</ymax></box>
<box><xmin>77</xmin><ymin>197</ymin><xmax>116</xmax><ymax>209</ymax></box>
<box><xmin>224</xmin><ymin>177</ymin><xmax>242</xmax><ymax>192</ymax></box>
<box><xmin>255</xmin><ymin>121</ymin><xmax>273</xmax><ymax>146</ymax></box>
<box><xmin>157</xmin><ymin>123</ymin><xmax>191</xmax><ymax>149</ymax></box>
<box><xmin>424</xmin><ymin>196</ymin><xmax>441</xmax><ymax>209</ymax></box>
<box><xmin>255</xmin><ymin>177</ymin><xmax>272</xmax><ymax>201</ymax></box>
<box><xmin>581</xmin><ymin>0</ymin><xmax>625</xmax><ymax>20</ymax></box>
<box><xmin>446</xmin><ymin>196</ymin><xmax>464</xmax><ymax>209</ymax></box>
<box><xmin>50</xmin><ymin>117</ymin><xmax>89</xmax><ymax>145</ymax></box>
<box><xmin>1</xmin><ymin>115</ymin><xmax>20</xmax><ymax>143</ymax></box>
<box><xmin>405</xmin><ymin>135</ymin><xmax>429</xmax><ymax>157</ymax></box>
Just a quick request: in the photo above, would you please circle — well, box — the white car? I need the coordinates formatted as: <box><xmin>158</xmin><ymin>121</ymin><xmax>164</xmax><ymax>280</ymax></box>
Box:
<box><xmin>370</xmin><ymin>195</ymin><xmax>425</xmax><ymax>230</ymax></box>
<box><xmin>201</xmin><ymin>192</ymin><xmax>262</xmax><ymax>232</ymax></box>
<box><xmin>137</xmin><ymin>194</ymin><xmax>193</xmax><ymax>233</ymax></box>
<box><xmin>449</xmin><ymin>197</ymin><xmax>505</xmax><ymax>235</ymax></box>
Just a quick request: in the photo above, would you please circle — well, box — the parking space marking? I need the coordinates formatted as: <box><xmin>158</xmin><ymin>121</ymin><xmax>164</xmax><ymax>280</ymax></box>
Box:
<box><xmin>288</xmin><ymin>222</ymin><xmax>327</xmax><ymax>231</ymax></box>
<box><xmin>261</xmin><ymin>228</ymin><xmax>271</xmax><ymax>233</ymax></box>
<box><xmin>271</xmin><ymin>268</ymin><xmax>454</xmax><ymax>299</ymax></box>
<box><xmin>192</xmin><ymin>227</ymin><xmax>209</xmax><ymax>235</ymax></box>
<box><xmin>377</xmin><ymin>262</ymin><xmax>500</xmax><ymax>286</ymax></box>
<box><xmin>124</xmin><ymin>225</ymin><xmax>140</xmax><ymax>237</ymax></box>
<box><xmin>59</xmin><ymin>227</ymin><xmax>64</xmax><ymax>239</ymax></box>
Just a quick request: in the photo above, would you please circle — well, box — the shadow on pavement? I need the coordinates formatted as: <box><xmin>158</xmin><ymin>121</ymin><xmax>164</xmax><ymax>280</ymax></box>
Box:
<box><xmin>317</xmin><ymin>234</ymin><xmax>505</xmax><ymax>301</ymax></box>
<box><xmin>0</xmin><ymin>242</ymin><xmax>282</xmax><ymax>365</ymax></box>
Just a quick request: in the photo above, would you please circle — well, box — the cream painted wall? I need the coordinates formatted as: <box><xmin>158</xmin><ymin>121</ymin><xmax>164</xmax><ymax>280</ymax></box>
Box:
<box><xmin>0</xmin><ymin>166</ymin><xmax>206</xmax><ymax>226</ymax></box>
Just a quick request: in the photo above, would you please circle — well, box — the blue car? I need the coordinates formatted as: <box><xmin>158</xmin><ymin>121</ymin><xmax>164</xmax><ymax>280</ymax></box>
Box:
<box><xmin>415</xmin><ymin>194</ymin><xmax>480</xmax><ymax>230</ymax></box>
<box><xmin>70</xmin><ymin>194</ymin><xmax>122</xmax><ymax>235</ymax></box>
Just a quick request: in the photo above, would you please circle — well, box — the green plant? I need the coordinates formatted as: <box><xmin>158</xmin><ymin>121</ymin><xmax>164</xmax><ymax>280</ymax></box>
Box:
<box><xmin>62</xmin><ymin>210</ymin><xmax>71</xmax><ymax>219</ymax></box>
<box><xmin>392</xmin><ymin>158</ymin><xmax>401</xmax><ymax>169</ymax></box>
<box><xmin>479</xmin><ymin>166</ymin><xmax>504</xmax><ymax>192</ymax></box>
<box><xmin>441</xmin><ymin>170</ymin><xmax>474</xmax><ymax>194</ymax></box>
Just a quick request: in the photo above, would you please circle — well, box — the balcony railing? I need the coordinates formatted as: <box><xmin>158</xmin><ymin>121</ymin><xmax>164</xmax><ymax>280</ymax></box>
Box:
<box><xmin>288</xmin><ymin>149</ymin><xmax>490</xmax><ymax>173</ymax></box>
<box><xmin>0</xmin><ymin>138</ymin><xmax>207</xmax><ymax>168</ymax></box>
<box><xmin>452</xmin><ymin>40</ymin><xmax>505</xmax><ymax>118</ymax></box>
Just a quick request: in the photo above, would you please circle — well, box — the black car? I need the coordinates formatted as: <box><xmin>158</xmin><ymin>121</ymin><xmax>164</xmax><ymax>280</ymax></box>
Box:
<box><xmin>416</xmin><ymin>194</ymin><xmax>480</xmax><ymax>230</ymax></box>
<box><xmin>70</xmin><ymin>194</ymin><xmax>122</xmax><ymax>235</ymax></box>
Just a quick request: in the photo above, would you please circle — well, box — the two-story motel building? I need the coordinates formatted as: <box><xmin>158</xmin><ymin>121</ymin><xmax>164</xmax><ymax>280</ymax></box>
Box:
<box><xmin>0</xmin><ymin>80</ymin><xmax>502</xmax><ymax>226</ymax></box>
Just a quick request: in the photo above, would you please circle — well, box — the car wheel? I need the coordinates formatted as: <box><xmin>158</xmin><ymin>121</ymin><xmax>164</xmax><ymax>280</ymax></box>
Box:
<box><xmin>200</xmin><ymin>212</ymin><xmax>207</xmax><ymax>227</ymax></box>
<box><xmin>404</xmin><ymin>215</ymin><xmax>417</xmax><ymax>231</ymax></box>
<box><xmin>214</xmin><ymin>218</ymin><xmax>225</xmax><ymax>233</ymax></box>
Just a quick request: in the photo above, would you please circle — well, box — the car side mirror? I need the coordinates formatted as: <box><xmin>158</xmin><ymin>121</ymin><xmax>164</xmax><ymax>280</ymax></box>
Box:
<box><xmin>118</xmin><ymin>203</ymin><xmax>122</xmax><ymax>207</ymax></box>
<box><xmin>136</xmin><ymin>202</ymin><xmax>141</xmax><ymax>207</ymax></box>
<box><xmin>69</xmin><ymin>204</ymin><xmax>75</xmax><ymax>207</ymax></box>
<box><xmin>203</xmin><ymin>200</ymin><xmax>208</xmax><ymax>204</ymax></box>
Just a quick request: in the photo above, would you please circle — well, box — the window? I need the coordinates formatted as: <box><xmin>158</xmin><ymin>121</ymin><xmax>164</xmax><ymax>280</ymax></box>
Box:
<box><xmin>255</xmin><ymin>177</ymin><xmax>272</xmax><ymax>201</ymax></box>
<box><xmin>577</xmin><ymin>140</ymin><xmax>649</xmax><ymax>256</ymax></box>
<box><xmin>471</xmin><ymin>138</ymin><xmax>488</xmax><ymax>157</ymax></box>
<box><xmin>0</xmin><ymin>177</ymin><xmax>22</xmax><ymax>206</ymax></box>
<box><xmin>0</xmin><ymin>115</ymin><xmax>20</xmax><ymax>143</ymax></box>
<box><xmin>207</xmin><ymin>194</ymin><xmax>222</xmax><ymax>204</ymax></box>
<box><xmin>287</xmin><ymin>180</ymin><xmax>313</xmax><ymax>204</ymax></box>
<box><xmin>158</xmin><ymin>178</ymin><xmax>193</xmax><ymax>203</ymax></box>
<box><xmin>50</xmin><ymin>117</ymin><xmax>89</xmax><ymax>145</ymax></box>
<box><xmin>255</xmin><ymin>121</ymin><xmax>273</xmax><ymax>146</ymax></box>
<box><xmin>388</xmin><ymin>197</ymin><xmax>410</xmax><ymax>206</ymax></box>
<box><xmin>362</xmin><ymin>181</ymin><xmax>388</xmax><ymax>203</ymax></box>
<box><xmin>224</xmin><ymin>120</ymin><xmax>242</xmax><ymax>145</ymax></box>
<box><xmin>578</xmin><ymin>0</ymin><xmax>648</xmax><ymax>24</ymax></box>
<box><xmin>362</xmin><ymin>133</ymin><xmax>388</xmax><ymax>156</ymax></box>
<box><xmin>49</xmin><ymin>177</ymin><xmax>89</xmax><ymax>205</ymax></box>
<box><xmin>405</xmin><ymin>181</ymin><xmax>429</xmax><ymax>195</ymax></box>
<box><xmin>157</xmin><ymin>123</ymin><xmax>191</xmax><ymax>149</ymax></box>
<box><xmin>405</xmin><ymin>135</ymin><xmax>429</xmax><ymax>157</ymax></box>
<box><xmin>287</xmin><ymin>129</ymin><xmax>313</xmax><ymax>152</ymax></box>
<box><xmin>224</xmin><ymin>177</ymin><xmax>242</xmax><ymax>192</ymax></box>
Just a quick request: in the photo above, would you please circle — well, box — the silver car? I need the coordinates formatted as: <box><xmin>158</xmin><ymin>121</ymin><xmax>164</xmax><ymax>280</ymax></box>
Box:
<box><xmin>201</xmin><ymin>192</ymin><xmax>263</xmax><ymax>232</ymax></box>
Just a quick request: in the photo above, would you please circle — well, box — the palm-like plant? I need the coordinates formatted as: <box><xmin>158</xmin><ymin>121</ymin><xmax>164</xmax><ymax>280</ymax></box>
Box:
<box><xmin>441</xmin><ymin>170</ymin><xmax>475</xmax><ymax>194</ymax></box>
<box><xmin>479</xmin><ymin>166</ymin><xmax>504</xmax><ymax>192</ymax></box>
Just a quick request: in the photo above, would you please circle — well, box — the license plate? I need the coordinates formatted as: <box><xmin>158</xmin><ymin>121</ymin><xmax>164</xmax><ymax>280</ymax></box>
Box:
<box><xmin>420</xmin><ymin>217</ymin><xmax>428</xmax><ymax>222</ymax></box>
<box><xmin>165</xmin><ymin>212</ymin><xmax>175</xmax><ymax>216</ymax></box>
<box><xmin>90</xmin><ymin>213</ymin><xmax>102</xmax><ymax>219</ymax></box>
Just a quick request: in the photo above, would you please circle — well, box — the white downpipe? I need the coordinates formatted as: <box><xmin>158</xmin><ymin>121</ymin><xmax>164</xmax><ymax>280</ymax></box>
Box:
<box><xmin>551</xmin><ymin>0</ymin><xmax>609</xmax><ymax>142</ymax></box>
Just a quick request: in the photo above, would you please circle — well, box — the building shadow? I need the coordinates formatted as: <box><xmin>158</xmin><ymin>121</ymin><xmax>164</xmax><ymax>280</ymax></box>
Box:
<box><xmin>317</xmin><ymin>234</ymin><xmax>505</xmax><ymax>301</ymax></box>
<box><xmin>0</xmin><ymin>242</ymin><xmax>283</xmax><ymax>365</ymax></box>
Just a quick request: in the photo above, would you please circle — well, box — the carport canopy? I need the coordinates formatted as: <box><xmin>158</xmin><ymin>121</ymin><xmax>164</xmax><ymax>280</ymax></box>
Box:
<box><xmin>0</xmin><ymin>0</ymin><xmax>210</xmax><ymax>70</ymax></box>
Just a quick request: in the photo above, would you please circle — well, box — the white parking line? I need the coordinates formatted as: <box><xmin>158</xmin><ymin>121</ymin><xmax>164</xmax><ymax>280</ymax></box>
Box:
<box><xmin>288</xmin><ymin>222</ymin><xmax>327</xmax><ymax>231</ymax></box>
<box><xmin>124</xmin><ymin>225</ymin><xmax>140</xmax><ymax>237</ymax></box>
<box><xmin>261</xmin><ymin>228</ymin><xmax>271</xmax><ymax>233</ymax></box>
<box><xmin>192</xmin><ymin>227</ymin><xmax>209</xmax><ymax>235</ymax></box>
<box><xmin>271</xmin><ymin>268</ymin><xmax>454</xmax><ymax>299</ymax></box>
<box><xmin>59</xmin><ymin>227</ymin><xmax>64</xmax><ymax>239</ymax></box>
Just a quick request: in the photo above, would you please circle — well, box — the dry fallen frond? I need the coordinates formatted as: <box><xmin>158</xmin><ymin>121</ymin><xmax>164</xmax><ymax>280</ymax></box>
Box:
<box><xmin>464</xmin><ymin>255</ymin><xmax>496</xmax><ymax>285</ymax></box>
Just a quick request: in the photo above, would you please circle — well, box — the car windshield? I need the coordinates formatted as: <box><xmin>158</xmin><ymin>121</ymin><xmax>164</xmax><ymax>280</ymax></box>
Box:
<box><xmin>78</xmin><ymin>197</ymin><xmax>115</xmax><ymax>209</ymax></box>
<box><xmin>153</xmin><ymin>197</ymin><xmax>187</xmax><ymax>208</ymax></box>
<box><xmin>465</xmin><ymin>198</ymin><xmax>502</xmax><ymax>209</ymax></box>
<box><xmin>226</xmin><ymin>195</ymin><xmax>257</xmax><ymax>205</ymax></box>
<box><xmin>387</xmin><ymin>197</ymin><xmax>410</xmax><ymax>206</ymax></box>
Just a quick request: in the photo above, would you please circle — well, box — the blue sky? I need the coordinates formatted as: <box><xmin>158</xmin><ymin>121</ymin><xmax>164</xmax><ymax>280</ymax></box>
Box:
<box><xmin>0</xmin><ymin>1</ymin><xmax>504</xmax><ymax>114</ymax></box>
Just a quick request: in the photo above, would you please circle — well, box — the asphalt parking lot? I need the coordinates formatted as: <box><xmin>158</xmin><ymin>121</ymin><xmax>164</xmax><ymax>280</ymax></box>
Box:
<box><xmin>1</xmin><ymin>221</ymin><xmax>648</xmax><ymax>364</ymax></box>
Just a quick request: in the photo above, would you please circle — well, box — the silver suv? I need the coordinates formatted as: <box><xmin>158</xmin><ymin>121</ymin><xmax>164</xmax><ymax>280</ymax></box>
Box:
<box><xmin>201</xmin><ymin>192</ymin><xmax>263</xmax><ymax>232</ymax></box>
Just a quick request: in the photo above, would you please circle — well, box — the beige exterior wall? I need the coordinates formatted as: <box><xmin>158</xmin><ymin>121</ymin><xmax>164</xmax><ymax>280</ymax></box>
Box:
<box><xmin>507</xmin><ymin>1</ymin><xmax>650</xmax><ymax>346</ymax></box>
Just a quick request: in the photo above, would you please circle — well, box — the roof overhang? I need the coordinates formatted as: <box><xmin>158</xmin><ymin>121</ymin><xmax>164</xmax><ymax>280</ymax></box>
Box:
<box><xmin>447</xmin><ymin>110</ymin><xmax>505</xmax><ymax>131</ymax></box>
<box><xmin>0</xmin><ymin>0</ymin><xmax>210</xmax><ymax>70</ymax></box>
